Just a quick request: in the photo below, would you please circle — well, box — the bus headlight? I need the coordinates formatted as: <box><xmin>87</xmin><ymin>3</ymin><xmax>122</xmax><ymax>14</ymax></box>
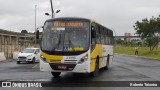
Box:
<box><xmin>78</xmin><ymin>54</ymin><xmax>88</xmax><ymax>64</ymax></box>
<box><xmin>40</xmin><ymin>55</ymin><xmax>48</xmax><ymax>63</ymax></box>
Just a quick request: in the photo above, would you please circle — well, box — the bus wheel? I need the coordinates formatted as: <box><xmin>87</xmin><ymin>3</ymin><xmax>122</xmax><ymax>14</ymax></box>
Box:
<box><xmin>51</xmin><ymin>72</ymin><xmax>61</xmax><ymax>77</ymax></box>
<box><xmin>90</xmin><ymin>58</ymin><xmax>99</xmax><ymax>77</ymax></box>
<box><xmin>104</xmin><ymin>55</ymin><xmax>109</xmax><ymax>70</ymax></box>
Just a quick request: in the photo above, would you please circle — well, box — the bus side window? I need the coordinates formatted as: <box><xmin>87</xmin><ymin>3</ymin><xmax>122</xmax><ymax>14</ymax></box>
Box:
<box><xmin>105</xmin><ymin>36</ymin><xmax>109</xmax><ymax>45</ymax></box>
<box><xmin>101</xmin><ymin>35</ymin><xmax>105</xmax><ymax>45</ymax></box>
<box><xmin>91</xmin><ymin>26</ymin><xmax>96</xmax><ymax>38</ymax></box>
<box><xmin>92</xmin><ymin>38</ymin><xmax>96</xmax><ymax>44</ymax></box>
<box><xmin>108</xmin><ymin>37</ymin><xmax>111</xmax><ymax>45</ymax></box>
<box><xmin>96</xmin><ymin>35</ymin><xmax>101</xmax><ymax>44</ymax></box>
<box><xmin>91</xmin><ymin>26</ymin><xmax>96</xmax><ymax>44</ymax></box>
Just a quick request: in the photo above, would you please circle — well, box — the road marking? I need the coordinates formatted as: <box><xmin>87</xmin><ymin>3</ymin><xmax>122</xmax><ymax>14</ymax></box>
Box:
<box><xmin>32</xmin><ymin>64</ymin><xmax>38</xmax><ymax>68</ymax></box>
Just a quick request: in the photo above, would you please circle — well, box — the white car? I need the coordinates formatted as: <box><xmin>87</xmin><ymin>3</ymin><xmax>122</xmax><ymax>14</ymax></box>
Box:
<box><xmin>17</xmin><ymin>48</ymin><xmax>40</xmax><ymax>64</ymax></box>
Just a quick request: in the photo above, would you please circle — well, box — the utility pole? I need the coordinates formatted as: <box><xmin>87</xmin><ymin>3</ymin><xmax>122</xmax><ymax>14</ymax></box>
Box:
<box><xmin>50</xmin><ymin>0</ymin><xmax>54</xmax><ymax>18</ymax></box>
<box><xmin>35</xmin><ymin>5</ymin><xmax>37</xmax><ymax>47</ymax></box>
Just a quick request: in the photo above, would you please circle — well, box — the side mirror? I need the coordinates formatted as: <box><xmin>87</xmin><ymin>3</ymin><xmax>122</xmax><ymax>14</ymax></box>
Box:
<box><xmin>34</xmin><ymin>52</ymin><xmax>38</xmax><ymax>54</ymax></box>
<box><xmin>91</xmin><ymin>26</ymin><xmax>96</xmax><ymax>38</ymax></box>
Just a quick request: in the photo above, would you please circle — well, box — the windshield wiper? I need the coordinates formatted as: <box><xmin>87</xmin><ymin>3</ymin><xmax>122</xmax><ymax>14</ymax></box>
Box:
<box><xmin>69</xmin><ymin>39</ymin><xmax>75</xmax><ymax>51</ymax></box>
<box><xmin>68</xmin><ymin>34</ymin><xmax>76</xmax><ymax>51</ymax></box>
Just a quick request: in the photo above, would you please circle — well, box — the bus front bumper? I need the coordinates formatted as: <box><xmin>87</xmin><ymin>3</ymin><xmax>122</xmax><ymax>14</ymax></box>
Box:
<box><xmin>40</xmin><ymin>59</ymin><xmax>90</xmax><ymax>73</ymax></box>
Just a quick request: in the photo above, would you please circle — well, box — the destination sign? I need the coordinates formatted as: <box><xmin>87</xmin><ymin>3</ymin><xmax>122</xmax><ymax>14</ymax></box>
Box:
<box><xmin>53</xmin><ymin>22</ymin><xmax>84</xmax><ymax>27</ymax></box>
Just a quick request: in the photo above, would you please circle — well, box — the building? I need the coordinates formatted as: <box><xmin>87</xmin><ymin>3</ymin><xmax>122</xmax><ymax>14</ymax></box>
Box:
<box><xmin>115</xmin><ymin>33</ymin><xmax>160</xmax><ymax>47</ymax></box>
<box><xmin>114</xmin><ymin>32</ymin><xmax>142</xmax><ymax>45</ymax></box>
<box><xmin>0</xmin><ymin>29</ymin><xmax>35</xmax><ymax>59</ymax></box>
<box><xmin>115</xmin><ymin>36</ymin><xmax>141</xmax><ymax>42</ymax></box>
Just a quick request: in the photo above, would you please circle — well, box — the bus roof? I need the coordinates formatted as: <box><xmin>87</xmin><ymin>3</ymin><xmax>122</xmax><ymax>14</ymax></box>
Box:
<box><xmin>46</xmin><ymin>17</ymin><xmax>90</xmax><ymax>22</ymax></box>
<box><xmin>91</xmin><ymin>20</ymin><xmax>112</xmax><ymax>32</ymax></box>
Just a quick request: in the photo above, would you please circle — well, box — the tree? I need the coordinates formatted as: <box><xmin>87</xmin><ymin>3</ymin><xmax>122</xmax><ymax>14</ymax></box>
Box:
<box><xmin>133</xmin><ymin>16</ymin><xmax>160</xmax><ymax>52</ymax></box>
<box><xmin>21</xmin><ymin>30</ymin><xmax>28</xmax><ymax>34</ymax></box>
<box><xmin>116</xmin><ymin>39</ymin><xmax>124</xmax><ymax>45</ymax></box>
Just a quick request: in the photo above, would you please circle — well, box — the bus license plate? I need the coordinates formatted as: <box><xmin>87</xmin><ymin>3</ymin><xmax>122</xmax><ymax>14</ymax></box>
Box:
<box><xmin>58</xmin><ymin>65</ymin><xmax>67</xmax><ymax>70</ymax></box>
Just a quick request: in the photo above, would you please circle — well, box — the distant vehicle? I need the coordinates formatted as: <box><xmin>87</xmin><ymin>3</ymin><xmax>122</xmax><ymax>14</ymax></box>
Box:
<box><xmin>17</xmin><ymin>48</ymin><xmax>40</xmax><ymax>64</ymax></box>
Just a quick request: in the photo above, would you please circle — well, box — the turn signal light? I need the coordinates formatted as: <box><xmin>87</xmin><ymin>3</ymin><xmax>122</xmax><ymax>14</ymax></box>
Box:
<box><xmin>40</xmin><ymin>55</ymin><xmax>48</xmax><ymax>63</ymax></box>
<box><xmin>78</xmin><ymin>54</ymin><xmax>89</xmax><ymax>64</ymax></box>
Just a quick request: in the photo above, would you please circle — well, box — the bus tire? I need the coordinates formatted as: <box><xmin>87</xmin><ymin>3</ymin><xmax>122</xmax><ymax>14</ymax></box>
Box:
<box><xmin>51</xmin><ymin>72</ymin><xmax>61</xmax><ymax>77</ymax></box>
<box><xmin>90</xmin><ymin>58</ymin><xmax>99</xmax><ymax>77</ymax></box>
<box><xmin>104</xmin><ymin>55</ymin><xmax>109</xmax><ymax>70</ymax></box>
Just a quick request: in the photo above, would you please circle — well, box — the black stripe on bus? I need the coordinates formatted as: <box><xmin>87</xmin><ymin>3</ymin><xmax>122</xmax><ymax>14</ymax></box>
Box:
<box><xmin>91</xmin><ymin>54</ymin><xmax>114</xmax><ymax>60</ymax></box>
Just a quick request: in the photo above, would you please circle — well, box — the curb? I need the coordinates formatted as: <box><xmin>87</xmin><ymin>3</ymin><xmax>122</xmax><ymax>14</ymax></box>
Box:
<box><xmin>115</xmin><ymin>53</ymin><xmax>160</xmax><ymax>60</ymax></box>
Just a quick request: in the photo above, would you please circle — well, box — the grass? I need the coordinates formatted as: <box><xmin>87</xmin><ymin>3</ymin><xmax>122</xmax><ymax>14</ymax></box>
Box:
<box><xmin>115</xmin><ymin>46</ymin><xmax>160</xmax><ymax>60</ymax></box>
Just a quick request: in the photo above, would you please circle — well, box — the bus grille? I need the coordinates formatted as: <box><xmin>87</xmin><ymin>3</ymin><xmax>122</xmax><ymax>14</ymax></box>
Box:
<box><xmin>64</xmin><ymin>60</ymin><xmax>77</xmax><ymax>64</ymax></box>
<box><xmin>49</xmin><ymin>60</ymin><xmax>77</xmax><ymax>64</ymax></box>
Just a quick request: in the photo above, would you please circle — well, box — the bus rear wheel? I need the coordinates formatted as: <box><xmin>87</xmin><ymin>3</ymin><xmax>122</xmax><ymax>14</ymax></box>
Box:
<box><xmin>51</xmin><ymin>72</ymin><xmax>61</xmax><ymax>77</ymax></box>
<box><xmin>104</xmin><ymin>55</ymin><xmax>110</xmax><ymax>70</ymax></box>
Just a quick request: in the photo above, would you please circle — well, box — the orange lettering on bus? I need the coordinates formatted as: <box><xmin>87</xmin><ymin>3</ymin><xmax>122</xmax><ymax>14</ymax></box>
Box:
<box><xmin>54</xmin><ymin>22</ymin><xmax>65</xmax><ymax>27</ymax></box>
<box><xmin>66</xmin><ymin>22</ymin><xmax>83</xmax><ymax>27</ymax></box>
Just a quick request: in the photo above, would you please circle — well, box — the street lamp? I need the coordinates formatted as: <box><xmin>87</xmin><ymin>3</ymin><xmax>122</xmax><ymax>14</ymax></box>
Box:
<box><xmin>35</xmin><ymin>5</ymin><xmax>37</xmax><ymax>47</ymax></box>
<box><xmin>49</xmin><ymin>0</ymin><xmax>61</xmax><ymax>18</ymax></box>
<box><xmin>45</xmin><ymin>10</ymin><xmax>61</xmax><ymax>18</ymax></box>
<box><xmin>50</xmin><ymin>0</ymin><xmax>54</xmax><ymax>18</ymax></box>
<box><xmin>56</xmin><ymin>10</ymin><xmax>61</xmax><ymax>13</ymax></box>
<box><xmin>45</xmin><ymin>13</ymin><xmax>51</xmax><ymax>16</ymax></box>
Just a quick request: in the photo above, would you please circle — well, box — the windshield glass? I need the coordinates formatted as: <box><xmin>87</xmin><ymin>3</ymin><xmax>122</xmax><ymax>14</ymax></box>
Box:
<box><xmin>22</xmin><ymin>49</ymin><xmax>35</xmax><ymax>53</ymax></box>
<box><xmin>41</xmin><ymin>21</ymin><xmax>90</xmax><ymax>52</ymax></box>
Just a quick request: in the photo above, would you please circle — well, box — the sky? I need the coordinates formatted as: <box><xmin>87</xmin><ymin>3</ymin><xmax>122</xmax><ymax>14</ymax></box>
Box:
<box><xmin>0</xmin><ymin>0</ymin><xmax>160</xmax><ymax>35</ymax></box>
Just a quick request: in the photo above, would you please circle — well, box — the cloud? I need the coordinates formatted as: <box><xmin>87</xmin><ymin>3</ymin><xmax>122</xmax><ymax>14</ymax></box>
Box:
<box><xmin>0</xmin><ymin>0</ymin><xmax>160</xmax><ymax>35</ymax></box>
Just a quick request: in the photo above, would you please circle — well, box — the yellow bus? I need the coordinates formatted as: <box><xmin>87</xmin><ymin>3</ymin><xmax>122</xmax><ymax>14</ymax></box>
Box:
<box><xmin>40</xmin><ymin>17</ymin><xmax>114</xmax><ymax>77</ymax></box>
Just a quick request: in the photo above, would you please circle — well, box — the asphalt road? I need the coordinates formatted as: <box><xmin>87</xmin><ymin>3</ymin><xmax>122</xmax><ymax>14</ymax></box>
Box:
<box><xmin>0</xmin><ymin>54</ymin><xmax>160</xmax><ymax>90</ymax></box>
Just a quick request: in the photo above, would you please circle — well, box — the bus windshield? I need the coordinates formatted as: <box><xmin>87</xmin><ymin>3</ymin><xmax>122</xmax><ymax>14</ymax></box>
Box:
<box><xmin>41</xmin><ymin>21</ymin><xmax>90</xmax><ymax>53</ymax></box>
